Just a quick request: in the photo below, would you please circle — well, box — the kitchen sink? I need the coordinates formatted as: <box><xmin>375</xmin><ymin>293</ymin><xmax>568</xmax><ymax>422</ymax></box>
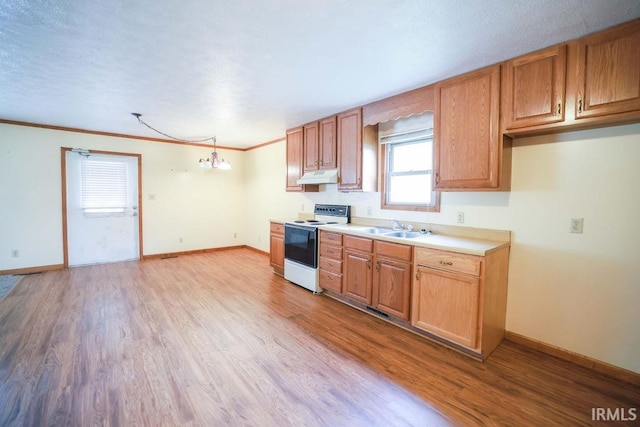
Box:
<box><xmin>383</xmin><ymin>230</ymin><xmax>423</xmax><ymax>239</ymax></box>
<box><xmin>358</xmin><ymin>227</ymin><xmax>393</xmax><ymax>234</ymax></box>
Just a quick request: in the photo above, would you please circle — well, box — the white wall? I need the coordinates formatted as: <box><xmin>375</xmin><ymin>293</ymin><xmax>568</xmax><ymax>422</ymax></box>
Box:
<box><xmin>244</xmin><ymin>123</ymin><xmax>640</xmax><ymax>374</ymax></box>
<box><xmin>0</xmin><ymin>123</ymin><xmax>245</xmax><ymax>268</ymax></box>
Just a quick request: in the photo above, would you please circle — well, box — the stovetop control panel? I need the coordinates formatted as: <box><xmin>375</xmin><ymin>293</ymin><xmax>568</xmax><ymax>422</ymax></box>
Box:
<box><xmin>314</xmin><ymin>204</ymin><xmax>351</xmax><ymax>220</ymax></box>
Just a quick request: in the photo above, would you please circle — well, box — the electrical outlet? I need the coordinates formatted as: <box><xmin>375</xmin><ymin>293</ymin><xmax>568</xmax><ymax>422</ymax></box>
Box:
<box><xmin>301</xmin><ymin>204</ymin><xmax>305</xmax><ymax>211</ymax></box>
<box><xmin>179</xmin><ymin>237</ymin><xmax>183</xmax><ymax>243</ymax></box>
<box><xmin>456</xmin><ymin>212</ymin><xmax>465</xmax><ymax>224</ymax></box>
<box><xmin>11</xmin><ymin>250</ymin><xmax>19</xmax><ymax>258</ymax></box>
<box><xmin>570</xmin><ymin>218</ymin><xmax>584</xmax><ymax>234</ymax></box>
<box><xmin>367</xmin><ymin>206</ymin><xmax>372</xmax><ymax>216</ymax></box>
<box><xmin>233</xmin><ymin>232</ymin><xmax>237</xmax><ymax>238</ymax></box>
<box><xmin>148</xmin><ymin>194</ymin><xmax>156</xmax><ymax>200</ymax></box>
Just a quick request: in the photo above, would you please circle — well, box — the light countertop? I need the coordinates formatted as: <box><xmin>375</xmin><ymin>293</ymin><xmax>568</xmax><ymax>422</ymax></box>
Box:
<box><xmin>270</xmin><ymin>218</ymin><xmax>510</xmax><ymax>256</ymax></box>
<box><xmin>317</xmin><ymin>224</ymin><xmax>509</xmax><ymax>256</ymax></box>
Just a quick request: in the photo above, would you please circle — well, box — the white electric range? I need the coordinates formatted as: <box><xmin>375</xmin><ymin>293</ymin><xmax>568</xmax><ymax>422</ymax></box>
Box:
<box><xmin>283</xmin><ymin>204</ymin><xmax>351</xmax><ymax>293</ymax></box>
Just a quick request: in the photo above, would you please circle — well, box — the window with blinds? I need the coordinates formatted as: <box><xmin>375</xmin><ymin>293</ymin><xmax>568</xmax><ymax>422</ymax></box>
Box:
<box><xmin>81</xmin><ymin>158</ymin><xmax>128</xmax><ymax>214</ymax></box>
<box><xmin>381</xmin><ymin>128</ymin><xmax>438</xmax><ymax>211</ymax></box>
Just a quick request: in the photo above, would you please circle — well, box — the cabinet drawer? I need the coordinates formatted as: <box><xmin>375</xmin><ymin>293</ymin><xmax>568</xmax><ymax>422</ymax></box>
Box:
<box><xmin>320</xmin><ymin>245</ymin><xmax>342</xmax><ymax>260</ymax></box>
<box><xmin>270</xmin><ymin>222</ymin><xmax>284</xmax><ymax>234</ymax></box>
<box><xmin>319</xmin><ymin>270</ymin><xmax>342</xmax><ymax>293</ymax></box>
<box><xmin>320</xmin><ymin>256</ymin><xmax>342</xmax><ymax>274</ymax></box>
<box><xmin>375</xmin><ymin>240</ymin><xmax>412</xmax><ymax>261</ymax></box>
<box><xmin>344</xmin><ymin>235</ymin><xmax>373</xmax><ymax>252</ymax></box>
<box><xmin>415</xmin><ymin>248</ymin><xmax>481</xmax><ymax>276</ymax></box>
<box><xmin>320</xmin><ymin>231</ymin><xmax>343</xmax><ymax>245</ymax></box>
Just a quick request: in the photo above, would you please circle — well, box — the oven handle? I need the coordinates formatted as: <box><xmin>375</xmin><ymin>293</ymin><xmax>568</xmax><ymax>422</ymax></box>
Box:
<box><xmin>285</xmin><ymin>223</ymin><xmax>317</xmax><ymax>233</ymax></box>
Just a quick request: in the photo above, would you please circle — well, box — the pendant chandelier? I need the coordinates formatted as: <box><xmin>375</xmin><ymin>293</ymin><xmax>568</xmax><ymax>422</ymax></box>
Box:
<box><xmin>131</xmin><ymin>113</ymin><xmax>231</xmax><ymax>170</ymax></box>
<box><xmin>198</xmin><ymin>139</ymin><xmax>231</xmax><ymax>170</ymax></box>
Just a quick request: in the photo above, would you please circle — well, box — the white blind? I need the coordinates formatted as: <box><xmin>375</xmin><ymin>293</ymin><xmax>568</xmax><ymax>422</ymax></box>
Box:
<box><xmin>379</xmin><ymin>128</ymin><xmax>433</xmax><ymax>145</ymax></box>
<box><xmin>81</xmin><ymin>159</ymin><xmax>128</xmax><ymax>211</ymax></box>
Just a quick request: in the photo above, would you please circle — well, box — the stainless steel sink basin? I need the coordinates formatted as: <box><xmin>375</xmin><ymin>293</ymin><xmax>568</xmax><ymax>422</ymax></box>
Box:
<box><xmin>383</xmin><ymin>230</ymin><xmax>423</xmax><ymax>239</ymax></box>
<box><xmin>358</xmin><ymin>227</ymin><xmax>393</xmax><ymax>234</ymax></box>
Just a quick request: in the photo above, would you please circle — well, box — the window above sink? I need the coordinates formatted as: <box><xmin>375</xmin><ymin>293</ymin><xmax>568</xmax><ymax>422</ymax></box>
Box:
<box><xmin>379</xmin><ymin>112</ymin><xmax>440</xmax><ymax>213</ymax></box>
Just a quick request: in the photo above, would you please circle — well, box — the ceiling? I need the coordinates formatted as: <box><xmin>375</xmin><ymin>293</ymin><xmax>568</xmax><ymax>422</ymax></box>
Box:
<box><xmin>2</xmin><ymin>1</ymin><xmax>640</xmax><ymax>149</ymax></box>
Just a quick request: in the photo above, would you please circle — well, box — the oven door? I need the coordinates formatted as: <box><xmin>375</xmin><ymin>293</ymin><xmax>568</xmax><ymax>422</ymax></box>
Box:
<box><xmin>284</xmin><ymin>224</ymin><xmax>318</xmax><ymax>269</ymax></box>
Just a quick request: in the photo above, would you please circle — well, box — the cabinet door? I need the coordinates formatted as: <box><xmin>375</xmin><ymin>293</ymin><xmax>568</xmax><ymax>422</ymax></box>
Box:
<box><xmin>503</xmin><ymin>45</ymin><xmax>566</xmax><ymax>129</ymax></box>
<box><xmin>337</xmin><ymin>108</ymin><xmax>363</xmax><ymax>191</ymax></box>
<box><xmin>372</xmin><ymin>257</ymin><xmax>411</xmax><ymax>320</ymax></box>
<box><xmin>412</xmin><ymin>268</ymin><xmax>479</xmax><ymax>349</ymax></box>
<box><xmin>434</xmin><ymin>65</ymin><xmax>502</xmax><ymax>190</ymax></box>
<box><xmin>269</xmin><ymin>233</ymin><xmax>284</xmax><ymax>273</ymax></box>
<box><xmin>575</xmin><ymin>19</ymin><xmax>640</xmax><ymax>119</ymax></box>
<box><xmin>286</xmin><ymin>127</ymin><xmax>304</xmax><ymax>192</ymax></box>
<box><xmin>344</xmin><ymin>249</ymin><xmax>372</xmax><ymax>305</ymax></box>
<box><xmin>286</xmin><ymin>127</ymin><xmax>318</xmax><ymax>193</ymax></box>
<box><xmin>303</xmin><ymin>122</ymin><xmax>319</xmax><ymax>172</ymax></box>
<box><xmin>319</xmin><ymin>116</ymin><xmax>337</xmax><ymax>169</ymax></box>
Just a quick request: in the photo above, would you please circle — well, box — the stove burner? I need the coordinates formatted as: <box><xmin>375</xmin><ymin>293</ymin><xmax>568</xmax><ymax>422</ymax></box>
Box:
<box><xmin>326</xmin><ymin>221</ymin><xmax>338</xmax><ymax>224</ymax></box>
<box><xmin>306</xmin><ymin>220</ymin><xmax>320</xmax><ymax>223</ymax></box>
<box><xmin>294</xmin><ymin>220</ymin><xmax>305</xmax><ymax>223</ymax></box>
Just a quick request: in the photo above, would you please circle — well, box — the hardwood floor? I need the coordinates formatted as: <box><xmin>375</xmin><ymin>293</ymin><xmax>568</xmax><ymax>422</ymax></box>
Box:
<box><xmin>0</xmin><ymin>249</ymin><xmax>638</xmax><ymax>426</ymax></box>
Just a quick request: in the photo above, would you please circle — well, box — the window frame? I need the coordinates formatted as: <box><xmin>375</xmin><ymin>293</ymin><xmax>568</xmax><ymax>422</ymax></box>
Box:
<box><xmin>380</xmin><ymin>134</ymin><xmax>440</xmax><ymax>213</ymax></box>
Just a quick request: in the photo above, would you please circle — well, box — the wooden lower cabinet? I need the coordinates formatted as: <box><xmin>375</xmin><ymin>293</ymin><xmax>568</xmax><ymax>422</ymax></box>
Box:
<box><xmin>411</xmin><ymin>246</ymin><xmax>510</xmax><ymax>357</ymax></box>
<box><xmin>371</xmin><ymin>241</ymin><xmax>412</xmax><ymax>320</ymax></box>
<box><xmin>343</xmin><ymin>235</ymin><xmax>374</xmax><ymax>305</ymax></box>
<box><xmin>318</xmin><ymin>230</ymin><xmax>510</xmax><ymax>359</ymax></box>
<box><xmin>413</xmin><ymin>268</ymin><xmax>480</xmax><ymax>349</ymax></box>
<box><xmin>319</xmin><ymin>231</ymin><xmax>343</xmax><ymax>293</ymax></box>
<box><xmin>269</xmin><ymin>222</ymin><xmax>285</xmax><ymax>276</ymax></box>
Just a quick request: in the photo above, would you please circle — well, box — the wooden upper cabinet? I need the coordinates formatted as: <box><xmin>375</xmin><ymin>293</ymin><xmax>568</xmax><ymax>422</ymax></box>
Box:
<box><xmin>286</xmin><ymin>127</ymin><xmax>318</xmax><ymax>192</ymax></box>
<box><xmin>575</xmin><ymin>19</ymin><xmax>640</xmax><ymax>120</ymax></box>
<box><xmin>303</xmin><ymin>122</ymin><xmax>319</xmax><ymax>172</ymax></box>
<box><xmin>503</xmin><ymin>45</ymin><xmax>567</xmax><ymax>130</ymax></box>
<box><xmin>337</xmin><ymin>108</ymin><xmax>377</xmax><ymax>192</ymax></box>
<box><xmin>434</xmin><ymin>64</ymin><xmax>510</xmax><ymax>191</ymax></box>
<box><xmin>337</xmin><ymin>108</ymin><xmax>363</xmax><ymax>191</ymax></box>
<box><xmin>303</xmin><ymin>117</ymin><xmax>337</xmax><ymax>172</ymax></box>
<box><xmin>319</xmin><ymin>116</ymin><xmax>337</xmax><ymax>169</ymax></box>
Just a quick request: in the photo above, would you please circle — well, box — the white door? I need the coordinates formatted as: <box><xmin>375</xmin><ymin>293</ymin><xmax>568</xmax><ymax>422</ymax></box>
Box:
<box><xmin>65</xmin><ymin>151</ymin><xmax>140</xmax><ymax>266</ymax></box>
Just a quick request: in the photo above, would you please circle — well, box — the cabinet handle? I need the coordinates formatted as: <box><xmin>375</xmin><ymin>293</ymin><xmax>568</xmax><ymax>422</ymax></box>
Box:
<box><xmin>438</xmin><ymin>260</ymin><xmax>453</xmax><ymax>266</ymax></box>
<box><xmin>320</xmin><ymin>159</ymin><xmax>324</xmax><ymax>166</ymax></box>
<box><xmin>557</xmin><ymin>101</ymin><xmax>562</xmax><ymax>115</ymax></box>
<box><xmin>578</xmin><ymin>98</ymin><xmax>583</xmax><ymax>114</ymax></box>
<box><xmin>375</xmin><ymin>261</ymin><xmax>380</xmax><ymax>272</ymax></box>
<box><xmin>435</xmin><ymin>173</ymin><xmax>440</xmax><ymax>185</ymax></box>
<box><xmin>367</xmin><ymin>259</ymin><xmax>371</xmax><ymax>269</ymax></box>
<box><xmin>415</xmin><ymin>271</ymin><xmax>420</xmax><ymax>281</ymax></box>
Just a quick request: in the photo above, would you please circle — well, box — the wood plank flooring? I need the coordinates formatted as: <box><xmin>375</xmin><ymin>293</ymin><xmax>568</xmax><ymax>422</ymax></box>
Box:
<box><xmin>0</xmin><ymin>248</ymin><xmax>638</xmax><ymax>426</ymax></box>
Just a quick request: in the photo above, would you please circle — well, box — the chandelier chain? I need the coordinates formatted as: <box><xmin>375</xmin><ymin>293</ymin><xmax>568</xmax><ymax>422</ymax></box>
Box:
<box><xmin>131</xmin><ymin>113</ymin><xmax>216</xmax><ymax>144</ymax></box>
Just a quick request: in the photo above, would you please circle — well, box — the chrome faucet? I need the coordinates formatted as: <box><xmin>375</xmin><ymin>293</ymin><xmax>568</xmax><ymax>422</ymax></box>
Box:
<box><xmin>392</xmin><ymin>219</ymin><xmax>403</xmax><ymax>230</ymax></box>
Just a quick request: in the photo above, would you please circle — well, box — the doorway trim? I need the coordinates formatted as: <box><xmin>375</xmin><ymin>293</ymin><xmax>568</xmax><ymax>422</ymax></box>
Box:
<box><xmin>61</xmin><ymin>147</ymin><xmax>143</xmax><ymax>268</ymax></box>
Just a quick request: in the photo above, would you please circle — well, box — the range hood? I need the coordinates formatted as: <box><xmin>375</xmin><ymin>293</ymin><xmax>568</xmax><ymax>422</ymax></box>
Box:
<box><xmin>297</xmin><ymin>169</ymin><xmax>339</xmax><ymax>185</ymax></box>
